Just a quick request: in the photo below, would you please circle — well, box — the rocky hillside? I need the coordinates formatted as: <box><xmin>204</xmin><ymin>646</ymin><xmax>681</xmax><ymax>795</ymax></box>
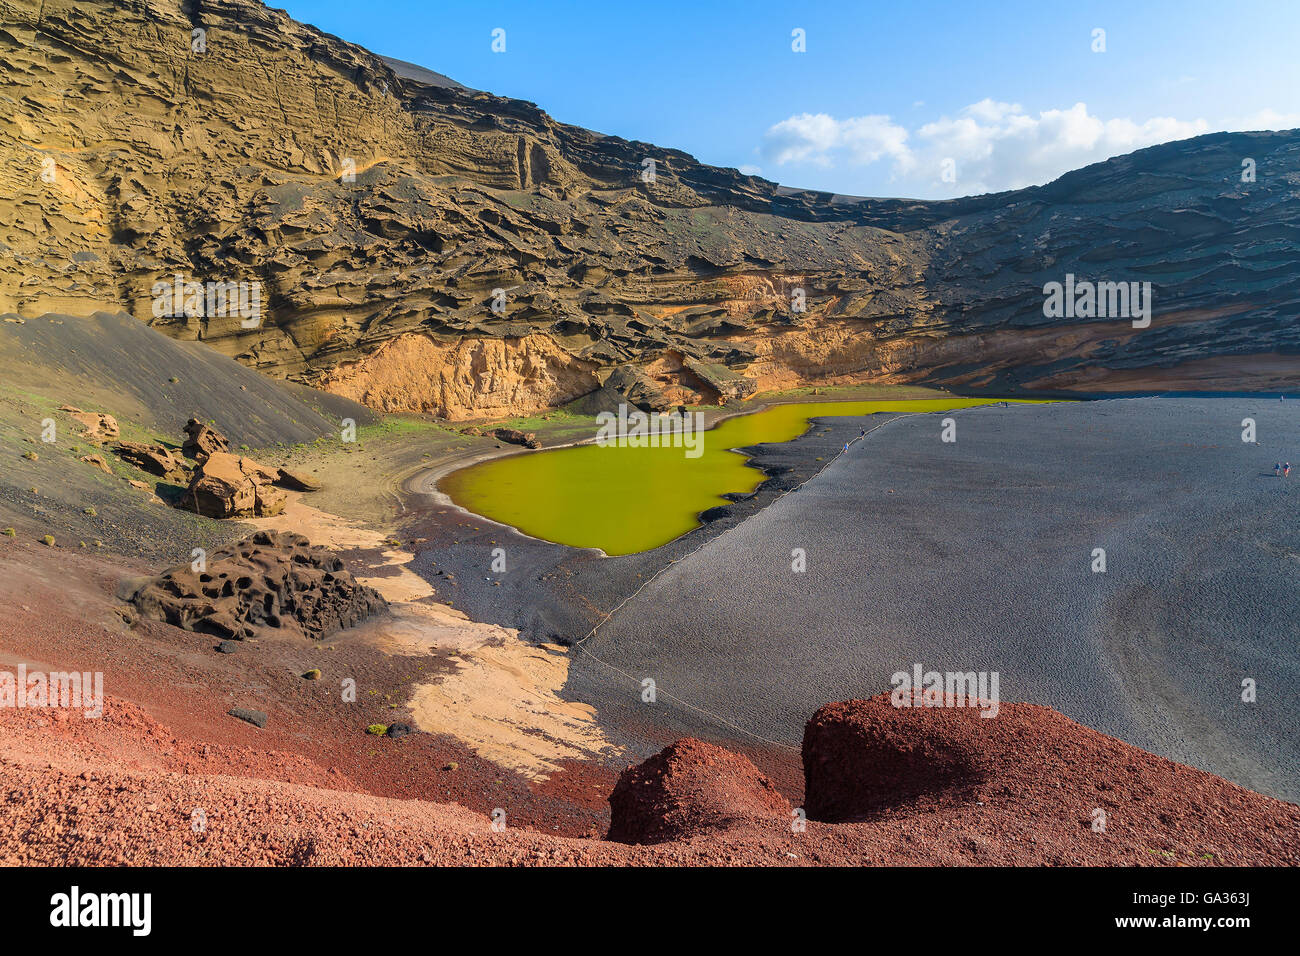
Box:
<box><xmin>4</xmin><ymin>0</ymin><xmax>1298</xmax><ymax>418</ymax></box>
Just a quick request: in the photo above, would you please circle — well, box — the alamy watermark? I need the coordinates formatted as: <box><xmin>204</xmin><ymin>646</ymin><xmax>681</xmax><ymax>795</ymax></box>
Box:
<box><xmin>890</xmin><ymin>663</ymin><xmax>999</xmax><ymax>717</ymax></box>
<box><xmin>1043</xmin><ymin>273</ymin><xmax>1151</xmax><ymax>328</ymax></box>
<box><xmin>50</xmin><ymin>886</ymin><xmax>150</xmax><ymax>936</ymax></box>
<box><xmin>595</xmin><ymin>404</ymin><xmax>706</xmax><ymax>459</ymax></box>
<box><xmin>1</xmin><ymin>664</ymin><xmax>103</xmax><ymax>718</ymax></box>
<box><xmin>151</xmin><ymin>274</ymin><xmax>263</xmax><ymax>328</ymax></box>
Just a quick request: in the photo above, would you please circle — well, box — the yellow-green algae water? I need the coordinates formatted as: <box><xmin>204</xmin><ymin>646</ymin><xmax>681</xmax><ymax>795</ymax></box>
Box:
<box><xmin>441</xmin><ymin>399</ymin><xmax>1035</xmax><ymax>555</ymax></box>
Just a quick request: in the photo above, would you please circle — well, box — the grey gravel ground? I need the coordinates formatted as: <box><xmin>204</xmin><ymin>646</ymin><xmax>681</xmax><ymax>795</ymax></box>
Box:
<box><xmin>565</xmin><ymin>397</ymin><xmax>1300</xmax><ymax>803</ymax></box>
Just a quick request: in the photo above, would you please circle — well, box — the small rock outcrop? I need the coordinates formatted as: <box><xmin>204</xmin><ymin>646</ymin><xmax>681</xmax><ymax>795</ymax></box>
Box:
<box><xmin>61</xmin><ymin>407</ymin><xmax>119</xmax><ymax>444</ymax></box>
<box><xmin>228</xmin><ymin>708</ymin><xmax>268</xmax><ymax>728</ymax></box>
<box><xmin>129</xmin><ymin>530</ymin><xmax>387</xmax><ymax>641</ymax></box>
<box><xmin>607</xmin><ymin>738</ymin><xmax>791</xmax><ymax>845</ymax></box>
<box><xmin>79</xmin><ymin>453</ymin><xmax>113</xmax><ymax>475</ymax></box>
<box><xmin>492</xmin><ymin>427</ymin><xmax>541</xmax><ymax>450</ymax></box>
<box><xmin>178</xmin><ymin>451</ymin><xmax>285</xmax><ymax>518</ymax></box>
<box><xmin>113</xmin><ymin>440</ymin><xmax>189</xmax><ymax>482</ymax></box>
<box><xmin>182</xmin><ymin>419</ymin><xmax>231</xmax><ymax>462</ymax></box>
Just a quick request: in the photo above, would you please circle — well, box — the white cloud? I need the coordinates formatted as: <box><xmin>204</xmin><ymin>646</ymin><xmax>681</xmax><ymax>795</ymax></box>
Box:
<box><xmin>762</xmin><ymin>112</ymin><xmax>910</xmax><ymax>169</ymax></box>
<box><xmin>738</xmin><ymin>163</ymin><xmax>763</xmax><ymax>176</ymax></box>
<box><xmin>840</xmin><ymin>115</ymin><xmax>914</xmax><ymax>170</ymax></box>
<box><xmin>1227</xmin><ymin>108</ymin><xmax>1300</xmax><ymax>131</ymax></box>
<box><xmin>916</xmin><ymin>100</ymin><xmax>1208</xmax><ymax>193</ymax></box>
<box><xmin>760</xmin><ymin>100</ymin><xmax>1223</xmax><ymax>195</ymax></box>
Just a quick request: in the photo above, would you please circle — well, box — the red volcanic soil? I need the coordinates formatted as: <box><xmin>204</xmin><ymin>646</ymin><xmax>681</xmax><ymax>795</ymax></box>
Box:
<box><xmin>1</xmin><ymin>539</ymin><xmax>1297</xmax><ymax>866</ymax></box>
<box><xmin>607</xmin><ymin>738</ymin><xmax>792</xmax><ymax>845</ymax></box>
<box><xmin>798</xmin><ymin>695</ymin><xmax>1300</xmax><ymax>865</ymax></box>
<box><xmin>0</xmin><ymin>538</ymin><xmax>618</xmax><ymax>844</ymax></box>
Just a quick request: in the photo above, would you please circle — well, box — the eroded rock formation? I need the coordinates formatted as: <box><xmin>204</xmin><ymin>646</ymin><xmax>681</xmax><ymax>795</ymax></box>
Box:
<box><xmin>113</xmin><ymin>441</ymin><xmax>189</xmax><ymax>483</ymax></box>
<box><xmin>129</xmin><ymin>530</ymin><xmax>387</xmax><ymax>641</ymax></box>
<box><xmin>179</xmin><ymin>451</ymin><xmax>286</xmax><ymax>518</ymax></box>
<box><xmin>182</xmin><ymin>419</ymin><xmax>230</xmax><ymax>462</ymax></box>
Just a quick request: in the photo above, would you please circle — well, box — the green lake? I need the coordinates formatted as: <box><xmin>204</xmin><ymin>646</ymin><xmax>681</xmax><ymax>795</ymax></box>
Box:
<box><xmin>440</xmin><ymin>398</ymin><xmax>1032</xmax><ymax>555</ymax></box>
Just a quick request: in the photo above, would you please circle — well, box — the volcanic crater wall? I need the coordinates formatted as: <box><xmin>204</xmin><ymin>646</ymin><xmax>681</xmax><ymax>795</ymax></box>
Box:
<box><xmin>3</xmin><ymin>0</ymin><xmax>1298</xmax><ymax>416</ymax></box>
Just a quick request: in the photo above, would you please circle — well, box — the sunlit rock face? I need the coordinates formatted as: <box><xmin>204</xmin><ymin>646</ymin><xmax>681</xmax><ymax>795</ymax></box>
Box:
<box><xmin>4</xmin><ymin>0</ymin><xmax>1298</xmax><ymax>417</ymax></box>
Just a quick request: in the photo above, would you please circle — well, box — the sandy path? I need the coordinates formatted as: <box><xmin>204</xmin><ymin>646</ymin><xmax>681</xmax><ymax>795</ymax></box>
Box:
<box><xmin>247</xmin><ymin>495</ymin><xmax>620</xmax><ymax>779</ymax></box>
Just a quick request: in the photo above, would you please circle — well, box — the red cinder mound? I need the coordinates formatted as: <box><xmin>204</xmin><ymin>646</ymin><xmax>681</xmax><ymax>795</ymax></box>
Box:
<box><xmin>608</xmin><ymin>738</ymin><xmax>792</xmax><ymax>844</ymax></box>
<box><xmin>803</xmin><ymin>694</ymin><xmax>1300</xmax><ymax>865</ymax></box>
<box><xmin>804</xmin><ymin>692</ymin><xmax>993</xmax><ymax>820</ymax></box>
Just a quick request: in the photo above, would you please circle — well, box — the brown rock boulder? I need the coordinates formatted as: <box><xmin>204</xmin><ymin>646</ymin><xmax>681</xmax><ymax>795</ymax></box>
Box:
<box><xmin>114</xmin><ymin>441</ymin><xmax>188</xmax><ymax>482</ymax></box>
<box><xmin>607</xmin><ymin>738</ymin><xmax>791</xmax><ymax>844</ymax></box>
<box><xmin>182</xmin><ymin>418</ymin><xmax>230</xmax><ymax>462</ymax></box>
<box><xmin>492</xmin><ymin>427</ymin><xmax>541</xmax><ymax>449</ymax></box>
<box><xmin>128</xmin><ymin>530</ymin><xmax>387</xmax><ymax>641</ymax></box>
<box><xmin>179</xmin><ymin>451</ymin><xmax>285</xmax><ymax>518</ymax></box>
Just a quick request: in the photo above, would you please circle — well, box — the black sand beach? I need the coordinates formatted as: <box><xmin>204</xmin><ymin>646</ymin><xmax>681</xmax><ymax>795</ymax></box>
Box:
<box><xmin>545</xmin><ymin>397</ymin><xmax>1300</xmax><ymax>803</ymax></box>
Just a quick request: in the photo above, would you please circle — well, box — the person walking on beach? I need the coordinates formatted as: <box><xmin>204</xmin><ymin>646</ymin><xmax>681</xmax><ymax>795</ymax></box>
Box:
<box><xmin>1276</xmin><ymin>462</ymin><xmax>1282</xmax><ymax>477</ymax></box>
<box><xmin>1285</xmin><ymin>463</ymin><xmax>1292</xmax><ymax>479</ymax></box>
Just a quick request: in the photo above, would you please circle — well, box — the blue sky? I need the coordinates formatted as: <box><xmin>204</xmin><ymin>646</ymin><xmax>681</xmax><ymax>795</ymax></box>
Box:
<box><xmin>281</xmin><ymin>0</ymin><xmax>1300</xmax><ymax>199</ymax></box>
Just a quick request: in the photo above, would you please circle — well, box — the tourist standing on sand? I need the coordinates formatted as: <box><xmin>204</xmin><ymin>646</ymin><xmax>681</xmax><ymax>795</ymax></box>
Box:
<box><xmin>1276</xmin><ymin>463</ymin><xmax>1282</xmax><ymax>477</ymax></box>
<box><xmin>1286</xmin><ymin>463</ymin><xmax>1292</xmax><ymax>479</ymax></box>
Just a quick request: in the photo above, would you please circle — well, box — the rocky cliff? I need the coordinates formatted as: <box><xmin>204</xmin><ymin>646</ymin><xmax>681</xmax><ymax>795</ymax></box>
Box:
<box><xmin>3</xmin><ymin>0</ymin><xmax>1298</xmax><ymax>417</ymax></box>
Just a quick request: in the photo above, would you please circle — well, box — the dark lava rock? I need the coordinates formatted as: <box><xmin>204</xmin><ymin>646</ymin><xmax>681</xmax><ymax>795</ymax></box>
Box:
<box><xmin>603</xmin><ymin>365</ymin><xmax>671</xmax><ymax>412</ymax></box>
<box><xmin>129</xmin><ymin>529</ymin><xmax>388</xmax><ymax>642</ymax></box>
<box><xmin>386</xmin><ymin>723</ymin><xmax>413</xmax><ymax>739</ymax></box>
<box><xmin>229</xmin><ymin>708</ymin><xmax>267</xmax><ymax>728</ymax></box>
<box><xmin>700</xmin><ymin>506</ymin><xmax>731</xmax><ymax>522</ymax></box>
<box><xmin>215</xmin><ymin>640</ymin><xmax>239</xmax><ymax>654</ymax></box>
